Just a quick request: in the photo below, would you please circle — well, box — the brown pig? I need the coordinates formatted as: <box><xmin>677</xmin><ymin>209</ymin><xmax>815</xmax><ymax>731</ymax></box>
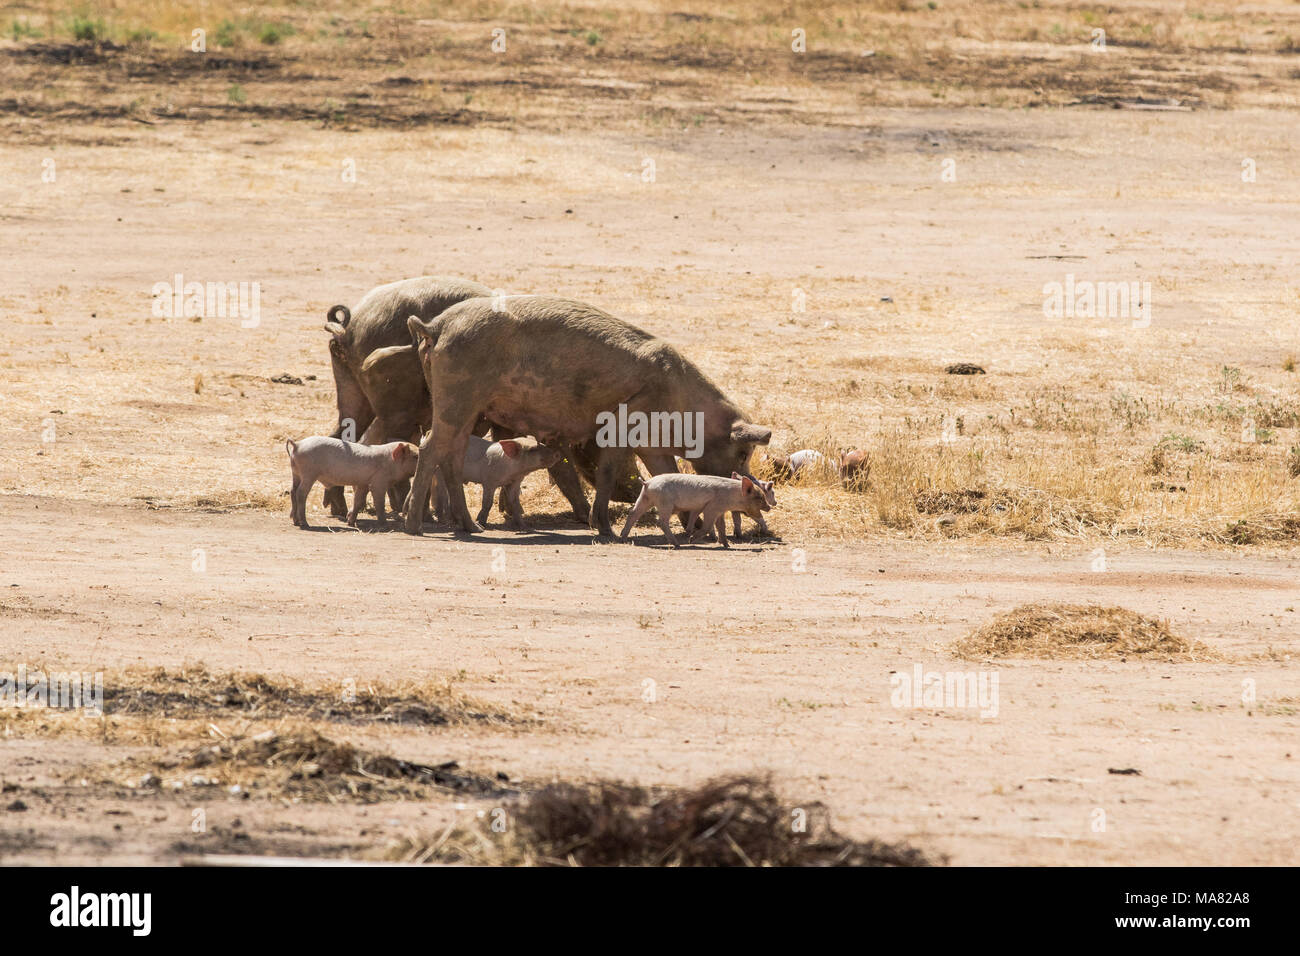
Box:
<box><xmin>839</xmin><ymin>449</ymin><xmax>870</xmax><ymax>487</ymax></box>
<box><xmin>340</xmin><ymin>302</ymin><xmax>595</xmax><ymax>522</ymax></box>
<box><xmin>404</xmin><ymin>295</ymin><xmax>772</xmax><ymax>537</ymax></box>
<box><xmin>321</xmin><ymin>276</ymin><xmax>489</xmax><ymax>518</ymax></box>
<box><xmin>620</xmin><ymin>472</ymin><xmax>775</xmax><ymax>549</ymax></box>
<box><xmin>286</xmin><ymin>436</ymin><xmax>418</xmax><ymax>530</ymax></box>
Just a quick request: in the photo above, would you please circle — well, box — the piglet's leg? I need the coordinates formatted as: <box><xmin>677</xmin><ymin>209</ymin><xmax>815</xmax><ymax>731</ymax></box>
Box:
<box><xmin>656</xmin><ymin>509</ymin><xmax>680</xmax><ymax>548</ymax></box>
<box><xmin>476</xmin><ymin>485</ymin><xmax>494</xmax><ymax>527</ymax></box>
<box><xmin>503</xmin><ymin>482</ymin><xmax>527</xmax><ymax>531</ymax></box>
<box><xmin>347</xmin><ymin>485</ymin><xmax>365</xmax><ymax>527</ymax></box>
<box><xmin>699</xmin><ymin>507</ymin><xmax>728</xmax><ymax>548</ymax></box>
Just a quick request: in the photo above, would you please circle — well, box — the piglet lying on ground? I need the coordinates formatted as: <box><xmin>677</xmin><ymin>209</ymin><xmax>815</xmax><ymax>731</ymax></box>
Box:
<box><xmin>764</xmin><ymin>448</ymin><xmax>828</xmax><ymax>482</ymax></box>
<box><xmin>434</xmin><ymin>435</ymin><xmax>562</xmax><ymax>530</ymax></box>
<box><xmin>286</xmin><ymin>436</ymin><xmax>418</xmax><ymax>530</ymax></box>
<box><xmin>839</xmin><ymin>449</ymin><xmax>870</xmax><ymax>486</ymax></box>
<box><xmin>620</xmin><ymin>472</ymin><xmax>775</xmax><ymax>549</ymax></box>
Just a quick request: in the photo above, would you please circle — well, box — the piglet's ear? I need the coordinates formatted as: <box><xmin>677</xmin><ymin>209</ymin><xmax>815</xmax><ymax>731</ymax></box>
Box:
<box><xmin>731</xmin><ymin>472</ymin><xmax>742</xmax><ymax>480</ymax></box>
<box><xmin>741</xmin><ymin>476</ymin><xmax>755</xmax><ymax>493</ymax></box>
<box><xmin>391</xmin><ymin>444</ymin><xmax>403</xmax><ymax>462</ymax></box>
<box><xmin>499</xmin><ymin>440</ymin><xmax>522</xmax><ymax>459</ymax></box>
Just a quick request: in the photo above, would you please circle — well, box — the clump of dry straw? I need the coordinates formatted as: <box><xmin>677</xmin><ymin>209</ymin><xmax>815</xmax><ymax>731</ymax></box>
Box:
<box><xmin>952</xmin><ymin>603</ymin><xmax>1215</xmax><ymax>661</ymax></box>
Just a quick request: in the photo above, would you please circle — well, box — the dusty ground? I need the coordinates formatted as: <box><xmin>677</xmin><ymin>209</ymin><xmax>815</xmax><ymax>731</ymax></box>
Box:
<box><xmin>1</xmin><ymin>1</ymin><xmax>1299</xmax><ymax>865</ymax></box>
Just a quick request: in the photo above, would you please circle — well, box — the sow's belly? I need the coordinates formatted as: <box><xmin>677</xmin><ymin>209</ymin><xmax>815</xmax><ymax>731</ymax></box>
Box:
<box><xmin>482</xmin><ymin>393</ymin><xmax>600</xmax><ymax>446</ymax></box>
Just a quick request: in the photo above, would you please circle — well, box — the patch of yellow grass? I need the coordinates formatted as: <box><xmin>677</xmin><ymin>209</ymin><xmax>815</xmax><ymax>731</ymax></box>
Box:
<box><xmin>952</xmin><ymin>603</ymin><xmax>1217</xmax><ymax>661</ymax></box>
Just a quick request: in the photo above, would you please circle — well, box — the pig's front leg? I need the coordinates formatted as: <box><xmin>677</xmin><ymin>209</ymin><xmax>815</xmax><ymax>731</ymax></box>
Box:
<box><xmin>476</xmin><ymin>484</ymin><xmax>495</xmax><ymax>527</ymax></box>
<box><xmin>699</xmin><ymin>507</ymin><xmax>729</xmax><ymax>548</ymax></box>
<box><xmin>656</xmin><ymin>509</ymin><xmax>681</xmax><ymax>548</ymax></box>
<box><xmin>502</xmin><ymin>482</ymin><xmax>527</xmax><ymax>531</ymax></box>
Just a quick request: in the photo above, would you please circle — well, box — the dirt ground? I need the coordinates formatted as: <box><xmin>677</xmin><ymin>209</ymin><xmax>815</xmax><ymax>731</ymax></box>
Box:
<box><xmin>2</xmin><ymin>1</ymin><xmax>1299</xmax><ymax>865</ymax></box>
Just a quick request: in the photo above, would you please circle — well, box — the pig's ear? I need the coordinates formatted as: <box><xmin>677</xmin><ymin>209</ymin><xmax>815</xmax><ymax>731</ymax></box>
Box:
<box><xmin>731</xmin><ymin>471</ymin><xmax>743</xmax><ymax>480</ymax></box>
<box><xmin>407</xmin><ymin>315</ymin><xmax>434</xmax><ymax>345</ymax></box>
<box><xmin>741</xmin><ymin>476</ymin><xmax>756</xmax><ymax>494</ymax></box>
<box><xmin>499</xmin><ymin>440</ymin><xmax>522</xmax><ymax>459</ymax></box>
<box><xmin>730</xmin><ymin>422</ymin><xmax>772</xmax><ymax>446</ymax></box>
<box><xmin>361</xmin><ymin>344</ymin><xmax>415</xmax><ymax>375</ymax></box>
<box><xmin>391</xmin><ymin>444</ymin><xmax>404</xmax><ymax>462</ymax></box>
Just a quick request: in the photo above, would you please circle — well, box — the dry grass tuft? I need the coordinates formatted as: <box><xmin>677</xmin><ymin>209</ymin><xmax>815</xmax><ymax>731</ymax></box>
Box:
<box><xmin>121</xmin><ymin>725</ymin><xmax>514</xmax><ymax>802</ymax></box>
<box><xmin>384</xmin><ymin>775</ymin><xmax>937</xmax><ymax>867</ymax></box>
<box><xmin>952</xmin><ymin>603</ymin><xmax>1216</xmax><ymax>662</ymax></box>
<box><xmin>103</xmin><ymin>664</ymin><xmax>523</xmax><ymax>727</ymax></box>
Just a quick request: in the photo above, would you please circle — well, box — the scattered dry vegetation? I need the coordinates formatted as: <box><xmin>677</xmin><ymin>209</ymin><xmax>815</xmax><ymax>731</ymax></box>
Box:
<box><xmin>952</xmin><ymin>602</ymin><xmax>1217</xmax><ymax>661</ymax></box>
<box><xmin>4</xmin><ymin>0</ymin><xmax>1300</xmax><ymax>141</ymax></box>
<box><xmin>102</xmin><ymin>664</ymin><xmax>523</xmax><ymax>726</ymax></box>
<box><xmin>119</xmin><ymin>725</ymin><xmax>516</xmax><ymax>802</ymax></box>
<box><xmin>382</xmin><ymin>774</ymin><xmax>938</xmax><ymax>866</ymax></box>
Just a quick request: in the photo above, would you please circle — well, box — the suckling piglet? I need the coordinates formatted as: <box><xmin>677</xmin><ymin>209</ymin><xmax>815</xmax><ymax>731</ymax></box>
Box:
<box><xmin>436</xmin><ymin>435</ymin><xmax>562</xmax><ymax>530</ymax></box>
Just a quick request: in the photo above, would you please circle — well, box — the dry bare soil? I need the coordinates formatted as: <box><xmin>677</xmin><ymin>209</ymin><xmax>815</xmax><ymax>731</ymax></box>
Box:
<box><xmin>1</xmin><ymin>0</ymin><xmax>1298</xmax><ymax>865</ymax></box>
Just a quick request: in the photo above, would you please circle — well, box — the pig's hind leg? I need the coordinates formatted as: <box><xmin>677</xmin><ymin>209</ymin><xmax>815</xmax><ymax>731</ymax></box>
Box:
<box><xmin>292</xmin><ymin>471</ymin><xmax>317</xmax><ymax>529</ymax></box>
<box><xmin>290</xmin><ymin>474</ymin><xmax>302</xmax><ymax>527</ymax></box>
<box><xmin>347</xmin><ymin>485</ymin><xmax>367</xmax><ymax>528</ymax></box>
<box><xmin>618</xmin><ymin>485</ymin><xmax>653</xmax><ymax>541</ymax></box>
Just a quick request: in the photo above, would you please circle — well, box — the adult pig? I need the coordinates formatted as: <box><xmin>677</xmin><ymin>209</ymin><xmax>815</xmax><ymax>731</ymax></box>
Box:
<box><xmin>402</xmin><ymin>295</ymin><xmax>772</xmax><ymax>537</ymax></box>
<box><xmin>325</xmin><ymin>276</ymin><xmax>594</xmax><ymax>522</ymax></box>
<box><xmin>322</xmin><ymin>276</ymin><xmax>490</xmax><ymax>517</ymax></box>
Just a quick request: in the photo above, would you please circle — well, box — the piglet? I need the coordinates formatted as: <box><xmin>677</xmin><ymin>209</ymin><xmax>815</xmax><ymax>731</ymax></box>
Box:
<box><xmin>763</xmin><ymin>449</ymin><xmax>827</xmax><ymax>482</ymax></box>
<box><xmin>286</xmin><ymin>436</ymin><xmax>418</xmax><ymax>530</ymax></box>
<box><xmin>839</xmin><ymin>449</ymin><xmax>870</xmax><ymax>487</ymax></box>
<box><xmin>728</xmin><ymin>472</ymin><xmax>777</xmax><ymax>539</ymax></box>
<box><xmin>620</xmin><ymin>472</ymin><xmax>775</xmax><ymax>549</ymax></box>
<box><xmin>436</xmin><ymin>435</ymin><xmax>561</xmax><ymax>530</ymax></box>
